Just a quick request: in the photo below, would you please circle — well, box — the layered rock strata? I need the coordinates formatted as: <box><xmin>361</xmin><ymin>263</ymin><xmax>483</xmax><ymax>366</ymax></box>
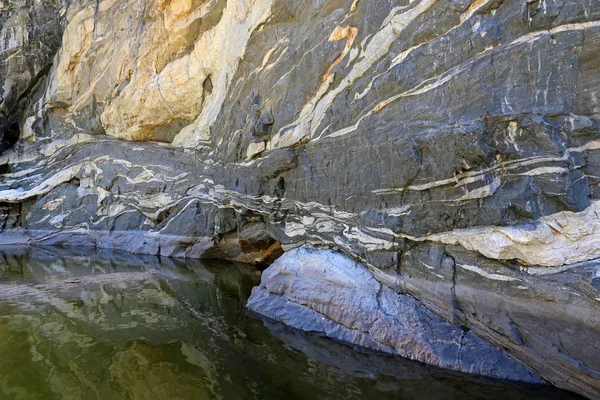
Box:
<box><xmin>1</xmin><ymin>0</ymin><xmax>599</xmax><ymax>397</ymax></box>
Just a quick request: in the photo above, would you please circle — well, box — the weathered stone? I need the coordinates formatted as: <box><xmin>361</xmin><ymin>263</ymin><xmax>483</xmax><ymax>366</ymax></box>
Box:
<box><xmin>396</xmin><ymin>242</ymin><xmax>600</xmax><ymax>399</ymax></box>
<box><xmin>247</xmin><ymin>247</ymin><xmax>542</xmax><ymax>383</ymax></box>
<box><xmin>1</xmin><ymin>0</ymin><xmax>600</xmax><ymax>397</ymax></box>
<box><xmin>0</xmin><ymin>0</ymin><xmax>65</xmax><ymax>153</ymax></box>
<box><xmin>246</xmin><ymin>141</ymin><xmax>266</xmax><ymax>159</ymax></box>
<box><xmin>203</xmin><ymin>221</ymin><xmax>284</xmax><ymax>265</ymax></box>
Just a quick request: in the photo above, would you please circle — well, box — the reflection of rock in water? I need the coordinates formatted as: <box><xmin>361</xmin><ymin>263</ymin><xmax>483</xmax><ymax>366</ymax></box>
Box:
<box><xmin>109</xmin><ymin>342</ymin><xmax>209</xmax><ymax>400</ymax></box>
<box><xmin>258</xmin><ymin>319</ymin><xmax>581</xmax><ymax>400</ymax></box>
<box><xmin>0</xmin><ymin>248</ymin><xmax>584</xmax><ymax>400</ymax></box>
<box><xmin>0</xmin><ymin>247</ymin><xmax>264</xmax><ymax>399</ymax></box>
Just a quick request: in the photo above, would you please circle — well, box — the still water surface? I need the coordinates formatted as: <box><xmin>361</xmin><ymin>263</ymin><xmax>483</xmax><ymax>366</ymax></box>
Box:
<box><xmin>0</xmin><ymin>247</ymin><xmax>582</xmax><ymax>400</ymax></box>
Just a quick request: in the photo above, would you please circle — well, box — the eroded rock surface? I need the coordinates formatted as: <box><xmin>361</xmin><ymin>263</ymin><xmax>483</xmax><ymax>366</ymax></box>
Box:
<box><xmin>1</xmin><ymin>0</ymin><xmax>600</xmax><ymax>397</ymax></box>
<box><xmin>0</xmin><ymin>0</ymin><xmax>66</xmax><ymax>151</ymax></box>
<box><xmin>247</xmin><ymin>247</ymin><xmax>542</xmax><ymax>383</ymax></box>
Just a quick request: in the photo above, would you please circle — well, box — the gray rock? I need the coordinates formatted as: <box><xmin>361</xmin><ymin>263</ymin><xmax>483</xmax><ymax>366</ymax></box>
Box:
<box><xmin>247</xmin><ymin>247</ymin><xmax>543</xmax><ymax>384</ymax></box>
<box><xmin>0</xmin><ymin>0</ymin><xmax>599</xmax><ymax>397</ymax></box>
<box><xmin>0</xmin><ymin>0</ymin><xmax>66</xmax><ymax>153</ymax></box>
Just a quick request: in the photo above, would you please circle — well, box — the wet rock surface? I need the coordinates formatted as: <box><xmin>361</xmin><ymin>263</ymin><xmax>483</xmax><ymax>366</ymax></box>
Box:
<box><xmin>247</xmin><ymin>247</ymin><xmax>542</xmax><ymax>383</ymax></box>
<box><xmin>0</xmin><ymin>0</ymin><xmax>599</xmax><ymax>397</ymax></box>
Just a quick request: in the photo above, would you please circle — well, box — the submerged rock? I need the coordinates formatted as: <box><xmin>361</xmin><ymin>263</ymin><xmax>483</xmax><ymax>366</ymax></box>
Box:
<box><xmin>247</xmin><ymin>247</ymin><xmax>542</xmax><ymax>383</ymax></box>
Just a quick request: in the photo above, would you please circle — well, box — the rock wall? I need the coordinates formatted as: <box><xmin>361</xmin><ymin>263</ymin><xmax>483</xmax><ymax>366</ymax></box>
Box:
<box><xmin>1</xmin><ymin>0</ymin><xmax>599</xmax><ymax>398</ymax></box>
<box><xmin>0</xmin><ymin>0</ymin><xmax>66</xmax><ymax>151</ymax></box>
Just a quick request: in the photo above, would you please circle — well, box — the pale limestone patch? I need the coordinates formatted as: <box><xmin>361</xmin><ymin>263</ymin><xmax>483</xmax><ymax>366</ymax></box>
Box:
<box><xmin>426</xmin><ymin>201</ymin><xmax>600</xmax><ymax>267</ymax></box>
<box><xmin>457</xmin><ymin>263</ymin><xmax>520</xmax><ymax>282</ymax></box>
<box><xmin>246</xmin><ymin>141</ymin><xmax>266</xmax><ymax>159</ymax></box>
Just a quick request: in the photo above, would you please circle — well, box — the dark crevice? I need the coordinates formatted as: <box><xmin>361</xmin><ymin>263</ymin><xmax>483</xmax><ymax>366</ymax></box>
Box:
<box><xmin>156</xmin><ymin>206</ymin><xmax>175</xmax><ymax>224</ymax></box>
<box><xmin>450</xmin><ymin>255</ymin><xmax>467</xmax><ymax>325</ymax></box>
<box><xmin>1</xmin><ymin>62</ymin><xmax>54</xmax><ymax>155</ymax></box>
<box><xmin>0</xmin><ymin>122</ymin><xmax>20</xmax><ymax>154</ymax></box>
<box><xmin>14</xmin><ymin>63</ymin><xmax>53</xmax><ymax>109</ymax></box>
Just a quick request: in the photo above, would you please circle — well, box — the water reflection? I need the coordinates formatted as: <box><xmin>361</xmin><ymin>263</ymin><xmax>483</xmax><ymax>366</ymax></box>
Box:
<box><xmin>0</xmin><ymin>247</ymin><xmax>583</xmax><ymax>400</ymax></box>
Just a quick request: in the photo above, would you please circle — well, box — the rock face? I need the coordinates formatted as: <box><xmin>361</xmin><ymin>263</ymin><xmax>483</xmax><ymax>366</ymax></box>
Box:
<box><xmin>1</xmin><ymin>0</ymin><xmax>600</xmax><ymax>398</ymax></box>
<box><xmin>0</xmin><ymin>0</ymin><xmax>65</xmax><ymax>151</ymax></box>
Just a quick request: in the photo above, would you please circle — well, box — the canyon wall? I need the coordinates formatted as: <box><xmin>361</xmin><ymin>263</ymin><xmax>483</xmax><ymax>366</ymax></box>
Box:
<box><xmin>1</xmin><ymin>0</ymin><xmax>599</xmax><ymax>397</ymax></box>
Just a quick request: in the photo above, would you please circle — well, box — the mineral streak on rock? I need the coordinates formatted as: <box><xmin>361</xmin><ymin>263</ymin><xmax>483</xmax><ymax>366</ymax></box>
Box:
<box><xmin>1</xmin><ymin>0</ymin><xmax>600</xmax><ymax>398</ymax></box>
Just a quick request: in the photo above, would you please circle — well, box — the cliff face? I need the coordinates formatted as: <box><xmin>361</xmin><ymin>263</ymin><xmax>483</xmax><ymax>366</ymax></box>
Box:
<box><xmin>0</xmin><ymin>0</ymin><xmax>65</xmax><ymax>151</ymax></box>
<box><xmin>1</xmin><ymin>0</ymin><xmax>599</xmax><ymax>397</ymax></box>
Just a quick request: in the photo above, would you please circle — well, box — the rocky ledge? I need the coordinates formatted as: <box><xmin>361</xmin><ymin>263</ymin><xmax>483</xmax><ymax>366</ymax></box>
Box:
<box><xmin>1</xmin><ymin>0</ymin><xmax>599</xmax><ymax>398</ymax></box>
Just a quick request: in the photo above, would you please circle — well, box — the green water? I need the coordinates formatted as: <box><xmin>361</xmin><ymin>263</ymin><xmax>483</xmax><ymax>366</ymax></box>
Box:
<box><xmin>0</xmin><ymin>247</ymin><xmax>582</xmax><ymax>400</ymax></box>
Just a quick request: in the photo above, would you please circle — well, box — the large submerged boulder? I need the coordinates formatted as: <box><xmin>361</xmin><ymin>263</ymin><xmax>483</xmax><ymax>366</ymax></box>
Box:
<box><xmin>247</xmin><ymin>247</ymin><xmax>543</xmax><ymax>383</ymax></box>
<box><xmin>0</xmin><ymin>0</ymin><xmax>599</xmax><ymax>397</ymax></box>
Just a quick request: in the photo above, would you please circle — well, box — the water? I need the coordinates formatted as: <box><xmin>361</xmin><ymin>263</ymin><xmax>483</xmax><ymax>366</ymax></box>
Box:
<box><xmin>0</xmin><ymin>247</ymin><xmax>582</xmax><ymax>400</ymax></box>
